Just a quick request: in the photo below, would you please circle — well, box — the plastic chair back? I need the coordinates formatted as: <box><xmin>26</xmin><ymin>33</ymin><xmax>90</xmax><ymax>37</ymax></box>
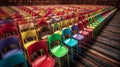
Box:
<box><xmin>28</xmin><ymin>40</ymin><xmax>48</xmax><ymax>62</ymax></box>
<box><xmin>62</xmin><ymin>28</ymin><xmax>72</xmax><ymax>40</ymax></box>
<box><xmin>0</xmin><ymin>53</ymin><xmax>28</xmax><ymax>67</ymax></box>
<box><xmin>48</xmin><ymin>34</ymin><xmax>62</xmax><ymax>47</ymax></box>
<box><xmin>0</xmin><ymin>26</ymin><xmax>18</xmax><ymax>39</ymax></box>
<box><xmin>21</xmin><ymin>30</ymin><xmax>38</xmax><ymax>44</ymax></box>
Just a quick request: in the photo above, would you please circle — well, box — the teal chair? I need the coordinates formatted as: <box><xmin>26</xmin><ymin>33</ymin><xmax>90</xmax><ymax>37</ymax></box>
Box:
<box><xmin>62</xmin><ymin>28</ymin><xmax>78</xmax><ymax>62</ymax></box>
<box><xmin>95</xmin><ymin>14</ymin><xmax>104</xmax><ymax>22</ymax></box>
<box><xmin>0</xmin><ymin>52</ymin><xmax>28</xmax><ymax>67</ymax></box>
<box><xmin>48</xmin><ymin>33</ymin><xmax>69</xmax><ymax>67</ymax></box>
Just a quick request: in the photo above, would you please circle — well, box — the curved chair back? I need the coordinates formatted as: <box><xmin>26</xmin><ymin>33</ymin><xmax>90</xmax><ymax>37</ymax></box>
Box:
<box><xmin>62</xmin><ymin>28</ymin><xmax>72</xmax><ymax>40</ymax></box>
<box><xmin>0</xmin><ymin>53</ymin><xmax>28</xmax><ymax>67</ymax></box>
<box><xmin>48</xmin><ymin>34</ymin><xmax>62</xmax><ymax>49</ymax></box>
<box><xmin>27</xmin><ymin>40</ymin><xmax>48</xmax><ymax>62</ymax></box>
<box><xmin>0</xmin><ymin>26</ymin><xmax>18</xmax><ymax>39</ymax></box>
<box><xmin>51</xmin><ymin>23</ymin><xmax>61</xmax><ymax>32</ymax></box>
<box><xmin>0</xmin><ymin>36</ymin><xmax>21</xmax><ymax>59</ymax></box>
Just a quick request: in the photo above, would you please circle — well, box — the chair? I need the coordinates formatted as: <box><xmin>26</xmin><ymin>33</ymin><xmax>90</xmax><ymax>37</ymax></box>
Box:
<box><xmin>62</xmin><ymin>28</ymin><xmax>78</xmax><ymax>62</ymax></box>
<box><xmin>0</xmin><ymin>52</ymin><xmax>28</xmax><ymax>67</ymax></box>
<box><xmin>60</xmin><ymin>20</ymin><xmax>69</xmax><ymax>29</ymax></box>
<box><xmin>1</xmin><ymin>22</ymin><xmax>16</xmax><ymax>28</ymax></box>
<box><xmin>1</xmin><ymin>19</ymin><xmax>13</xmax><ymax>24</ymax></box>
<box><xmin>37</xmin><ymin>19</ymin><xmax>53</xmax><ymax>40</ymax></box>
<box><xmin>88</xmin><ymin>17</ymin><xmax>100</xmax><ymax>34</ymax></box>
<box><xmin>71</xmin><ymin>25</ymin><xmax>84</xmax><ymax>49</ymax></box>
<box><xmin>0</xmin><ymin>36</ymin><xmax>23</xmax><ymax>59</ymax></box>
<box><xmin>82</xmin><ymin>19</ymin><xmax>94</xmax><ymax>39</ymax></box>
<box><xmin>0</xmin><ymin>26</ymin><xmax>18</xmax><ymax>39</ymax></box>
<box><xmin>51</xmin><ymin>23</ymin><xmax>62</xmax><ymax>35</ymax></box>
<box><xmin>27</xmin><ymin>40</ymin><xmax>55</xmax><ymax>67</ymax></box>
<box><xmin>48</xmin><ymin>33</ymin><xmax>69</xmax><ymax>67</ymax></box>
<box><xmin>21</xmin><ymin>29</ymin><xmax>38</xmax><ymax>49</ymax></box>
<box><xmin>77</xmin><ymin>21</ymin><xmax>90</xmax><ymax>42</ymax></box>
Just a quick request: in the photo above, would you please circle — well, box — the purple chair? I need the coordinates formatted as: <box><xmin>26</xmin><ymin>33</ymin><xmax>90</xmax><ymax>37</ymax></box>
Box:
<box><xmin>0</xmin><ymin>36</ymin><xmax>23</xmax><ymax>59</ymax></box>
<box><xmin>71</xmin><ymin>25</ymin><xmax>84</xmax><ymax>53</ymax></box>
<box><xmin>1</xmin><ymin>19</ymin><xmax>13</xmax><ymax>24</ymax></box>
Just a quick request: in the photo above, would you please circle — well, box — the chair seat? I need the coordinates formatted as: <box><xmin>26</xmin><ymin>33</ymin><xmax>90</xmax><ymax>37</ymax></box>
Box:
<box><xmin>51</xmin><ymin>45</ymin><xmax>68</xmax><ymax>57</ymax></box>
<box><xmin>24</xmin><ymin>40</ymin><xmax>37</xmax><ymax>49</ymax></box>
<box><xmin>98</xmin><ymin>17</ymin><xmax>104</xmax><ymax>22</ymax></box>
<box><xmin>32</xmin><ymin>55</ymin><xmax>55</xmax><ymax>67</ymax></box>
<box><xmin>54</xmin><ymin>31</ymin><xmax>62</xmax><ymax>35</ymax></box>
<box><xmin>64</xmin><ymin>38</ymin><xmax>78</xmax><ymax>47</ymax></box>
<box><xmin>79</xmin><ymin>31</ymin><xmax>89</xmax><ymax>36</ymax></box>
<box><xmin>73</xmin><ymin>34</ymin><xmax>84</xmax><ymax>40</ymax></box>
<box><xmin>42</xmin><ymin>35</ymin><xmax>50</xmax><ymax>40</ymax></box>
<box><xmin>3</xmin><ymin>49</ymin><xmax>22</xmax><ymax>59</ymax></box>
<box><xmin>85</xmin><ymin>28</ymin><xmax>93</xmax><ymax>32</ymax></box>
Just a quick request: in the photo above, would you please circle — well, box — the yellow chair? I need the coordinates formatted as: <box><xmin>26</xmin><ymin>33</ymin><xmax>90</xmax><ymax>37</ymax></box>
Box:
<box><xmin>19</xmin><ymin>23</ymin><xmax>38</xmax><ymax>49</ymax></box>
<box><xmin>60</xmin><ymin>20</ymin><xmax>69</xmax><ymax>29</ymax></box>
<box><xmin>21</xmin><ymin>30</ymin><xmax>38</xmax><ymax>49</ymax></box>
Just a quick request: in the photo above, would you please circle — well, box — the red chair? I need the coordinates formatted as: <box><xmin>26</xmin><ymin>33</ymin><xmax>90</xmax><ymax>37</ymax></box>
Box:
<box><xmin>27</xmin><ymin>40</ymin><xmax>55</xmax><ymax>67</ymax></box>
<box><xmin>0</xmin><ymin>26</ymin><xmax>18</xmax><ymax>39</ymax></box>
<box><xmin>82</xmin><ymin>19</ymin><xmax>93</xmax><ymax>39</ymax></box>
<box><xmin>78</xmin><ymin>15</ymin><xmax>93</xmax><ymax>39</ymax></box>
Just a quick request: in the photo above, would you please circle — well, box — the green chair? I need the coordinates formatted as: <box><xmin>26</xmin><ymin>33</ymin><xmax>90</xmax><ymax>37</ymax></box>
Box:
<box><xmin>88</xmin><ymin>17</ymin><xmax>100</xmax><ymax>34</ymax></box>
<box><xmin>51</xmin><ymin>23</ymin><xmax>62</xmax><ymax>35</ymax></box>
<box><xmin>48</xmin><ymin>33</ymin><xmax>69</xmax><ymax>67</ymax></box>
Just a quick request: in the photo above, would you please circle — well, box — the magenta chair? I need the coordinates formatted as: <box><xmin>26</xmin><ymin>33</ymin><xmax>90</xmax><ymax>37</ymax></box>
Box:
<box><xmin>27</xmin><ymin>40</ymin><xmax>55</xmax><ymax>67</ymax></box>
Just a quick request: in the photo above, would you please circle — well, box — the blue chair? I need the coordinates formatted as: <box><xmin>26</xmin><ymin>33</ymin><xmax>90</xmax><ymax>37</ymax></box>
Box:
<box><xmin>62</xmin><ymin>28</ymin><xmax>78</xmax><ymax>62</ymax></box>
<box><xmin>0</xmin><ymin>52</ymin><xmax>28</xmax><ymax>67</ymax></box>
<box><xmin>0</xmin><ymin>36</ymin><xmax>23</xmax><ymax>59</ymax></box>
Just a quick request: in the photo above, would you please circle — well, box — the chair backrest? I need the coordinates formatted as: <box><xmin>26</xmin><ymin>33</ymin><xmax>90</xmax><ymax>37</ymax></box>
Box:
<box><xmin>1</xmin><ymin>19</ymin><xmax>13</xmax><ymax>24</ymax></box>
<box><xmin>78</xmin><ymin>21</ymin><xmax>84</xmax><ymax>30</ymax></box>
<box><xmin>88</xmin><ymin>17</ymin><xmax>94</xmax><ymax>24</ymax></box>
<box><xmin>51</xmin><ymin>23</ymin><xmax>61</xmax><ymax>32</ymax></box>
<box><xmin>19</xmin><ymin>23</ymin><xmax>35</xmax><ymax>32</ymax></box>
<box><xmin>37</xmin><ymin>19</ymin><xmax>48</xmax><ymax>27</ymax></box>
<box><xmin>37</xmin><ymin>19</ymin><xmax>53</xmax><ymax>39</ymax></box>
<box><xmin>48</xmin><ymin>34</ymin><xmax>62</xmax><ymax>49</ymax></box>
<box><xmin>0</xmin><ymin>36</ymin><xmax>21</xmax><ymax>58</ymax></box>
<box><xmin>2</xmin><ymin>22</ymin><xmax>16</xmax><ymax>28</ymax></box>
<box><xmin>0</xmin><ymin>26</ymin><xmax>18</xmax><ymax>39</ymax></box>
<box><xmin>60</xmin><ymin>20</ymin><xmax>68</xmax><ymax>28</ymax></box>
<box><xmin>0</xmin><ymin>53</ymin><xmax>28</xmax><ymax>67</ymax></box>
<box><xmin>62</xmin><ymin>28</ymin><xmax>72</xmax><ymax>40</ymax></box>
<box><xmin>71</xmin><ymin>25</ymin><xmax>79</xmax><ymax>34</ymax></box>
<box><xmin>21</xmin><ymin>29</ymin><xmax>38</xmax><ymax>44</ymax></box>
<box><xmin>27</xmin><ymin>40</ymin><xmax>48</xmax><ymax>62</ymax></box>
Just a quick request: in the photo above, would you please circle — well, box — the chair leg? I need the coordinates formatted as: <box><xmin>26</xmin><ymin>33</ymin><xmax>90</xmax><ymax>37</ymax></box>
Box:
<box><xmin>59</xmin><ymin>58</ymin><xmax>61</xmax><ymax>67</ymax></box>
<box><xmin>67</xmin><ymin>54</ymin><xmax>69</xmax><ymax>66</ymax></box>
<box><xmin>71</xmin><ymin>47</ymin><xmax>74</xmax><ymax>62</ymax></box>
<box><xmin>77</xmin><ymin>44</ymin><xmax>79</xmax><ymax>54</ymax></box>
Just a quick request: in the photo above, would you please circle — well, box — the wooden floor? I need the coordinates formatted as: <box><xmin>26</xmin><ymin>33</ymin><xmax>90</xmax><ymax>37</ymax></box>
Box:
<box><xmin>58</xmin><ymin>10</ymin><xmax>120</xmax><ymax>67</ymax></box>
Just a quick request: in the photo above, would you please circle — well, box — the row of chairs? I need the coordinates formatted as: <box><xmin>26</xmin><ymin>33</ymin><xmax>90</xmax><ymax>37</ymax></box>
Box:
<box><xmin>0</xmin><ymin>5</ymin><xmax>116</xmax><ymax>67</ymax></box>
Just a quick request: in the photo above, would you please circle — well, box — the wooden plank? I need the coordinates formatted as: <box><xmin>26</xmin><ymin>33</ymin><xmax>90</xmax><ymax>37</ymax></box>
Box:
<box><xmin>95</xmin><ymin>36</ymin><xmax>120</xmax><ymax>50</ymax></box>
<box><xmin>87</xmin><ymin>42</ymin><xmax>120</xmax><ymax>62</ymax></box>
<box><xmin>104</xmin><ymin>26</ymin><xmax>120</xmax><ymax>34</ymax></box>
<box><xmin>100</xmin><ymin>30</ymin><xmax>120</xmax><ymax>41</ymax></box>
